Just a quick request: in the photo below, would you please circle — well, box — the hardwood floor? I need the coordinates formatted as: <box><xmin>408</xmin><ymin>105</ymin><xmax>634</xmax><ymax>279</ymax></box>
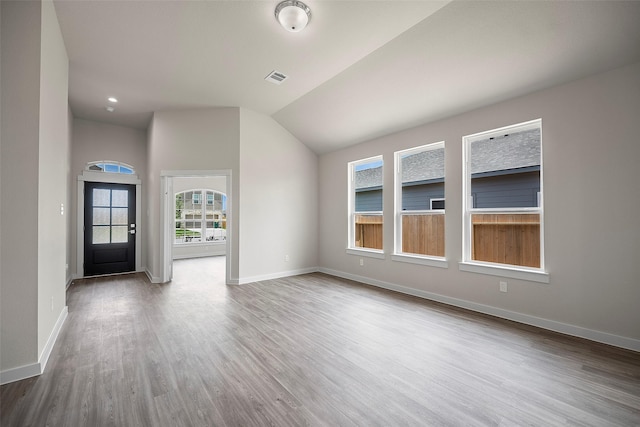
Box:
<box><xmin>2</xmin><ymin>256</ymin><xmax>639</xmax><ymax>426</ymax></box>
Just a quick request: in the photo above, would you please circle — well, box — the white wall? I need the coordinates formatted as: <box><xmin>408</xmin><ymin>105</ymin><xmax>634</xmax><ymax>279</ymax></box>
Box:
<box><xmin>238</xmin><ymin>108</ymin><xmax>318</xmax><ymax>282</ymax></box>
<box><xmin>71</xmin><ymin>119</ymin><xmax>148</xmax><ymax>276</ymax></box>
<box><xmin>1</xmin><ymin>0</ymin><xmax>70</xmax><ymax>378</ymax></box>
<box><xmin>146</xmin><ymin>108</ymin><xmax>240</xmax><ymax>282</ymax></box>
<box><xmin>318</xmin><ymin>62</ymin><xmax>640</xmax><ymax>349</ymax></box>
<box><xmin>173</xmin><ymin>176</ymin><xmax>227</xmax><ymax>259</ymax></box>
<box><xmin>0</xmin><ymin>0</ymin><xmax>41</xmax><ymax>373</ymax></box>
<box><xmin>37</xmin><ymin>0</ymin><xmax>69</xmax><ymax>359</ymax></box>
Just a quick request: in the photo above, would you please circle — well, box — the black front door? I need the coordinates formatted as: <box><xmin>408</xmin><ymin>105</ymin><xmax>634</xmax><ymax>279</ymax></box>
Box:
<box><xmin>84</xmin><ymin>182</ymin><xmax>136</xmax><ymax>276</ymax></box>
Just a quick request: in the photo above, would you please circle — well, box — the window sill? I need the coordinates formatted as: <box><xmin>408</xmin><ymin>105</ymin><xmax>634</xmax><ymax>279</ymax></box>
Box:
<box><xmin>392</xmin><ymin>253</ymin><xmax>448</xmax><ymax>268</ymax></box>
<box><xmin>174</xmin><ymin>241</ymin><xmax>226</xmax><ymax>247</ymax></box>
<box><xmin>346</xmin><ymin>248</ymin><xmax>385</xmax><ymax>260</ymax></box>
<box><xmin>458</xmin><ymin>261</ymin><xmax>549</xmax><ymax>284</ymax></box>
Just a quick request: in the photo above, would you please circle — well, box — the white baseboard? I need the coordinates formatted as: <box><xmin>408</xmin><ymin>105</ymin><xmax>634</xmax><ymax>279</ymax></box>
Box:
<box><xmin>238</xmin><ymin>267</ymin><xmax>319</xmax><ymax>285</ymax></box>
<box><xmin>145</xmin><ymin>269</ymin><xmax>162</xmax><ymax>284</ymax></box>
<box><xmin>1</xmin><ymin>306</ymin><xmax>68</xmax><ymax>385</ymax></box>
<box><xmin>319</xmin><ymin>267</ymin><xmax>640</xmax><ymax>353</ymax></box>
<box><xmin>0</xmin><ymin>363</ymin><xmax>41</xmax><ymax>386</ymax></box>
<box><xmin>39</xmin><ymin>306</ymin><xmax>68</xmax><ymax>372</ymax></box>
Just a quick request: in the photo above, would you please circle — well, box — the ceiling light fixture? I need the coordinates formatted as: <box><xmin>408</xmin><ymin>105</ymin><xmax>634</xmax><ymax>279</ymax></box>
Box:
<box><xmin>105</xmin><ymin>106</ymin><xmax>115</xmax><ymax>112</ymax></box>
<box><xmin>275</xmin><ymin>0</ymin><xmax>311</xmax><ymax>33</ymax></box>
<box><xmin>107</xmin><ymin>97</ymin><xmax>118</xmax><ymax>103</ymax></box>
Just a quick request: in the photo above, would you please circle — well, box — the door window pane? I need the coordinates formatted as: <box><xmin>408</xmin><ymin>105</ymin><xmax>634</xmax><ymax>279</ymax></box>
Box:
<box><xmin>112</xmin><ymin>208</ymin><xmax>128</xmax><ymax>225</ymax></box>
<box><xmin>93</xmin><ymin>226</ymin><xmax>110</xmax><ymax>244</ymax></box>
<box><xmin>111</xmin><ymin>226</ymin><xmax>128</xmax><ymax>243</ymax></box>
<box><xmin>112</xmin><ymin>190</ymin><xmax>128</xmax><ymax>207</ymax></box>
<box><xmin>93</xmin><ymin>208</ymin><xmax>110</xmax><ymax>225</ymax></box>
<box><xmin>93</xmin><ymin>189</ymin><xmax>110</xmax><ymax>206</ymax></box>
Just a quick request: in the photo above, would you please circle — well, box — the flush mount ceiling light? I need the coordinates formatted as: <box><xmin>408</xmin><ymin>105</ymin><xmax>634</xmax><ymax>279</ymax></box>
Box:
<box><xmin>275</xmin><ymin>0</ymin><xmax>311</xmax><ymax>32</ymax></box>
<box><xmin>107</xmin><ymin>97</ymin><xmax>118</xmax><ymax>103</ymax></box>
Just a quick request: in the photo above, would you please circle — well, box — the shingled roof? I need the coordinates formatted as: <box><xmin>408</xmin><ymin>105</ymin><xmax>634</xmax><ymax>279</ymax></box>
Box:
<box><xmin>470</xmin><ymin>128</ymin><xmax>540</xmax><ymax>175</ymax></box>
<box><xmin>355</xmin><ymin>129</ymin><xmax>540</xmax><ymax>189</ymax></box>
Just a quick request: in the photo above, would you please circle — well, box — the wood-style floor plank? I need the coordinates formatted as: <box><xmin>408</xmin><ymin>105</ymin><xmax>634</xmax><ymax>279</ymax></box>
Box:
<box><xmin>2</xmin><ymin>256</ymin><xmax>639</xmax><ymax>426</ymax></box>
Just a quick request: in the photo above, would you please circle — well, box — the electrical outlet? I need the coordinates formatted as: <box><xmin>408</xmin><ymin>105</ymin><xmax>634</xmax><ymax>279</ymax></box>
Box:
<box><xmin>284</xmin><ymin>254</ymin><xmax>289</xmax><ymax>262</ymax></box>
<box><xmin>499</xmin><ymin>281</ymin><xmax>508</xmax><ymax>293</ymax></box>
<box><xmin>359</xmin><ymin>258</ymin><xmax>364</xmax><ymax>266</ymax></box>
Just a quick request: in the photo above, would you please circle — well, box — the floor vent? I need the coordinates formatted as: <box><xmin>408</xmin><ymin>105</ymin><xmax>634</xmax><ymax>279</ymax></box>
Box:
<box><xmin>265</xmin><ymin>70</ymin><xmax>289</xmax><ymax>85</ymax></box>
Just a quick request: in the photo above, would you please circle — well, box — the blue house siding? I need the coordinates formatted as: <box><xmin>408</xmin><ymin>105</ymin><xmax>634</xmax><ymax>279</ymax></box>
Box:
<box><xmin>355</xmin><ymin>170</ymin><xmax>539</xmax><ymax>212</ymax></box>
<box><xmin>472</xmin><ymin>171</ymin><xmax>539</xmax><ymax>208</ymax></box>
<box><xmin>402</xmin><ymin>182</ymin><xmax>444</xmax><ymax>210</ymax></box>
<box><xmin>355</xmin><ymin>188</ymin><xmax>382</xmax><ymax>212</ymax></box>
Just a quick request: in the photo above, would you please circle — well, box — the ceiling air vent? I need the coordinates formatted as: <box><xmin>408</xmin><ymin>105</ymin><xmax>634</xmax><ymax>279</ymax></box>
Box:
<box><xmin>265</xmin><ymin>70</ymin><xmax>289</xmax><ymax>85</ymax></box>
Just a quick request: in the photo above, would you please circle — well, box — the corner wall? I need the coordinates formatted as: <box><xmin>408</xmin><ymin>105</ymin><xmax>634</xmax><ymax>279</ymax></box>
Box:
<box><xmin>318</xmin><ymin>62</ymin><xmax>640</xmax><ymax>349</ymax></box>
<box><xmin>238</xmin><ymin>108</ymin><xmax>318</xmax><ymax>282</ymax></box>
<box><xmin>0</xmin><ymin>0</ymin><xmax>42</xmax><ymax>374</ymax></box>
<box><xmin>1</xmin><ymin>0</ymin><xmax>70</xmax><ymax>381</ymax></box>
<box><xmin>37</xmin><ymin>0</ymin><xmax>69</xmax><ymax>361</ymax></box>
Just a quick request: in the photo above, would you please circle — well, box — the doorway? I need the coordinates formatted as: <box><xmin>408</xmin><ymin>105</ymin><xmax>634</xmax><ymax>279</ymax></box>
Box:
<box><xmin>76</xmin><ymin>169</ymin><xmax>142</xmax><ymax>279</ymax></box>
<box><xmin>84</xmin><ymin>182</ymin><xmax>136</xmax><ymax>276</ymax></box>
<box><xmin>160</xmin><ymin>170</ymin><xmax>232</xmax><ymax>285</ymax></box>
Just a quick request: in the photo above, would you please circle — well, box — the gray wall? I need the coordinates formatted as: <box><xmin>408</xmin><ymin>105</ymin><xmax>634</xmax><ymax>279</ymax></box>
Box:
<box><xmin>147</xmin><ymin>108</ymin><xmax>241</xmax><ymax>282</ymax></box>
<box><xmin>319</xmin><ymin>61</ymin><xmax>640</xmax><ymax>348</ymax></box>
<box><xmin>71</xmin><ymin>119</ymin><xmax>148</xmax><ymax>277</ymax></box>
<box><xmin>1</xmin><ymin>0</ymin><xmax>70</xmax><ymax>376</ymax></box>
<box><xmin>238</xmin><ymin>108</ymin><xmax>318</xmax><ymax>282</ymax></box>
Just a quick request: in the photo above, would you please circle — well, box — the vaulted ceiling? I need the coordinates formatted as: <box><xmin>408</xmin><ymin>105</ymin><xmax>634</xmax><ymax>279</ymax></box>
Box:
<box><xmin>54</xmin><ymin>0</ymin><xmax>640</xmax><ymax>154</ymax></box>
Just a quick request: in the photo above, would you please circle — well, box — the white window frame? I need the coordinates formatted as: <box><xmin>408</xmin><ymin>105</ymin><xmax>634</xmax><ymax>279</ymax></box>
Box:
<box><xmin>392</xmin><ymin>142</ymin><xmax>448</xmax><ymax>268</ymax></box>
<box><xmin>347</xmin><ymin>155</ymin><xmax>385</xmax><ymax>259</ymax></box>
<box><xmin>460</xmin><ymin>119</ymin><xmax>548</xmax><ymax>283</ymax></box>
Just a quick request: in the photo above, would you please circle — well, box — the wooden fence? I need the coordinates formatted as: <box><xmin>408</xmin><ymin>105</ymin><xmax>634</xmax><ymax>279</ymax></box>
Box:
<box><xmin>355</xmin><ymin>214</ymin><xmax>383</xmax><ymax>249</ymax></box>
<box><xmin>402</xmin><ymin>214</ymin><xmax>445</xmax><ymax>257</ymax></box>
<box><xmin>471</xmin><ymin>213</ymin><xmax>540</xmax><ymax>268</ymax></box>
<box><xmin>355</xmin><ymin>212</ymin><xmax>539</xmax><ymax>267</ymax></box>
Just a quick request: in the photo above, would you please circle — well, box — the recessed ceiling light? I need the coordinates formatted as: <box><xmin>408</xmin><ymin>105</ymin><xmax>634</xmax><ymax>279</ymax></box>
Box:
<box><xmin>106</xmin><ymin>106</ymin><xmax>115</xmax><ymax>112</ymax></box>
<box><xmin>107</xmin><ymin>97</ymin><xmax>118</xmax><ymax>103</ymax></box>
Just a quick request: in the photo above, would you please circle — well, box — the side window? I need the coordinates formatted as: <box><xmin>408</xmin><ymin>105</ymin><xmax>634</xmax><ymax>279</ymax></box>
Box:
<box><xmin>348</xmin><ymin>156</ymin><xmax>383</xmax><ymax>251</ymax></box>
<box><xmin>395</xmin><ymin>142</ymin><xmax>445</xmax><ymax>258</ymax></box>
<box><xmin>463</xmin><ymin>119</ymin><xmax>543</xmax><ymax>270</ymax></box>
<box><xmin>175</xmin><ymin>190</ymin><xmax>227</xmax><ymax>244</ymax></box>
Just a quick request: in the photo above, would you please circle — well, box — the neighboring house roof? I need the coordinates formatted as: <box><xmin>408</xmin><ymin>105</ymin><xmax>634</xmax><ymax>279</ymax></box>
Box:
<box><xmin>355</xmin><ymin>129</ymin><xmax>540</xmax><ymax>189</ymax></box>
<box><xmin>402</xmin><ymin>148</ymin><xmax>444</xmax><ymax>184</ymax></box>
<box><xmin>470</xmin><ymin>128</ymin><xmax>540</xmax><ymax>175</ymax></box>
<box><xmin>355</xmin><ymin>166</ymin><xmax>383</xmax><ymax>190</ymax></box>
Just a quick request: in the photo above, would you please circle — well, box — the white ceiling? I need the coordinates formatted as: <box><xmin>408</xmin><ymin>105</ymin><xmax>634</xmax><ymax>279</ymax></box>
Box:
<box><xmin>54</xmin><ymin>0</ymin><xmax>640</xmax><ymax>154</ymax></box>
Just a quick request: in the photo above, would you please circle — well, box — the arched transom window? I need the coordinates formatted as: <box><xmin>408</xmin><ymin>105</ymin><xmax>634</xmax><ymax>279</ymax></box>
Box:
<box><xmin>86</xmin><ymin>161</ymin><xmax>135</xmax><ymax>175</ymax></box>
